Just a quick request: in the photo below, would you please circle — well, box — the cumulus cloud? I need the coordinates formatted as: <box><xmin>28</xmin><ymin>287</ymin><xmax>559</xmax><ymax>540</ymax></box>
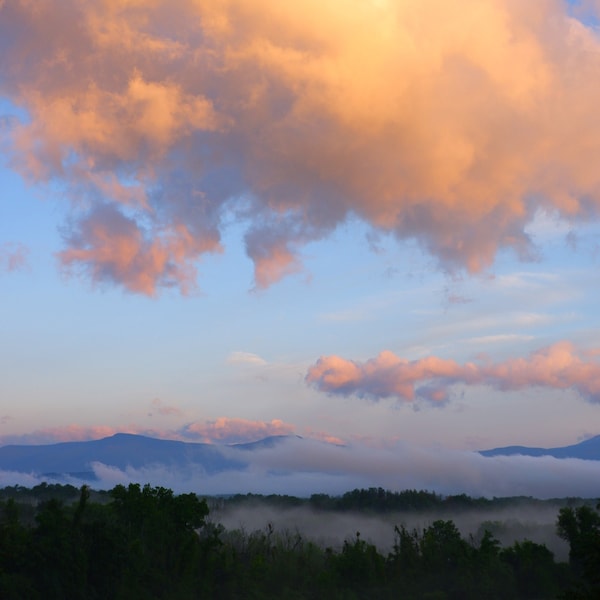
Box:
<box><xmin>179</xmin><ymin>417</ymin><xmax>295</xmax><ymax>444</ymax></box>
<box><xmin>306</xmin><ymin>341</ymin><xmax>600</xmax><ymax>403</ymax></box>
<box><xmin>0</xmin><ymin>242</ymin><xmax>28</xmax><ymax>272</ymax></box>
<box><xmin>2</xmin><ymin>1</ymin><xmax>600</xmax><ymax>293</ymax></box>
<box><xmin>58</xmin><ymin>202</ymin><xmax>220</xmax><ymax>295</ymax></box>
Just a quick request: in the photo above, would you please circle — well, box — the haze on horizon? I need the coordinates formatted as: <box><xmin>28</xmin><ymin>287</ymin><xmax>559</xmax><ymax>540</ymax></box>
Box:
<box><xmin>2</xmin><ymin>0</ymin><xmax>600</xmax><ymax>497</ymax></box>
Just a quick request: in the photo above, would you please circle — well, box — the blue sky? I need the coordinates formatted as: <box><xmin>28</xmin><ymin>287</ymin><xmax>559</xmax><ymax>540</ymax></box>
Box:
<box><xmin>2</xmin><ymin>0</ymin><xmax>600</xmax><ymax>465</ymax></box>
<box><xmin>3</xmin><ymin>153</ymin><xmax>600</xmax><ymax>451</ymax></box>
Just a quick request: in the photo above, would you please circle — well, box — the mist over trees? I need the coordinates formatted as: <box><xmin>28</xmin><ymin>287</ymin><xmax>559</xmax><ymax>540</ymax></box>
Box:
<box><xmin>1</xmin><ymin>483</ymin><xmax>599</xmax><ymax>599</ymax></box>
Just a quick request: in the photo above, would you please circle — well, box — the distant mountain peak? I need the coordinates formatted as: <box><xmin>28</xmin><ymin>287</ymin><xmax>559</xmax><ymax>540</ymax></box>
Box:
<box><xmin>480</xmin><ymin>435</ymin><xmax>600</xmax><ymax>460</ymax></box>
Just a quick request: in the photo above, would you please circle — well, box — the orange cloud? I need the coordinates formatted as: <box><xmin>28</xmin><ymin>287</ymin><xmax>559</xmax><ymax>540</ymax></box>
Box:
<box><xmin>306</xmin><ymin>341</ymin><xmax>600</xmax><ymax>403</ymax></box>
<box><xmin>180</xmin><ymin>417</ymin><xmax>295</xmax><ymax>444</ymax></box>
<box><xmin>3</xmin><ymin>1</ymin><xmax>600</xmax><ymax>292</ymax></box>
<box><xmin>58</xmin><ymin>203</ymin><xmax>220</xmax><ymax>295</ymax></box>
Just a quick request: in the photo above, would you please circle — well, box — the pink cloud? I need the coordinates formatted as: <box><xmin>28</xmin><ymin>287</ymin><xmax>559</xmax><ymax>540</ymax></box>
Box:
<box><xmin>0</xmin><ymin>242</ymin><xmax>28</xmax><ymax>272</ymax></box>
<box><xmin>0</xmin><ymin>424</ymin><xmax>198</xmax><ymax>446</ymax></box>
<box><xmin>306</xmin><ymin>341</ymin><xmax>600</xmax><ymax>404</ymax></box>
<box><xmin>58</xmin><ymin>203</ymin><xmax>220</xmax><ymax>295</ymax></box>
<box><xmin>0</xmin><ymin>418</ymin><xmax>347</xmax><ymax>447</ymax></box>
<box><xmin>180</xmin><ymin>417</ymin><xmax>295</xmax><ymax>444</ymax></box>
<box><xmin>3</xmin><ymin>2</ymin><xmax>600</xmax><ymax>292</ymax></box>
<box><xmin>0</xmin><ymin>425</ymin><xmax>131</xmax><ymax>445</ymax></box>
<box><xmin>245</xmin><ymin>224</ymin><xmax>304</xmax><ymax>290</ymax></box>
<box><xmin>301</xmin><ymin>429</ymin><xmax>345</xmax><ymax>446</ymax></box>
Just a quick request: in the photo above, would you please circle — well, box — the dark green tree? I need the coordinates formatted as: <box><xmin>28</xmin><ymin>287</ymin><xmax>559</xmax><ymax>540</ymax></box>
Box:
<box><xmin>500</xmin><ymin>540</ymin><xmax>559</xmax><ymax>599</ymax></box>
<box><xmin>557</xmin><ymin>504</ymin><xmax>600</xmax><ymax>598</ymax></box>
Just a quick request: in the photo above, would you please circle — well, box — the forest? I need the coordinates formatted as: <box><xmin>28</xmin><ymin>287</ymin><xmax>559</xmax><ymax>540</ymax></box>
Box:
<box><xmin>0</xmin><ymin>483</ymin><xmax>599</xmax><ymax>599</ymax></box>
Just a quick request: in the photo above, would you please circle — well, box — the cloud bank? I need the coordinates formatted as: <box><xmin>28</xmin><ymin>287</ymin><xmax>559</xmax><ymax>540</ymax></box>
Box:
<box><xmin>2</xmin><ymin>1</ymin><xmax>600</xmax><ymax>293</ymax></box>
<box><xmin>0</xmin><ymin>418</ymin><xmax>296</xmax><ymax>446</ymax></box>
<box><xmin>306</xmin><ymin>341</ymin><xmax>600</xmax><ymax>403</ymax></box>
<box><xmin>2</xmin><ymin>437</ymin><xmax>600</xmax><ymax>499</ymax></box>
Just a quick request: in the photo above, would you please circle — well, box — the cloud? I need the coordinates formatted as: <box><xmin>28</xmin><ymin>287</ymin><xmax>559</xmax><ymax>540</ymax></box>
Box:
<box><xmin>2</xmin><ymin>1</ymin><xmax>600</xmax><ymax>293</ymax></box>
<box><xmin>58</xmin><ymin>203</ymin><xmax>219</xmax><ymax>295</ymax></box>
<box><xmin>0</xmin><ymin>242</ymin><xmax>28</xmax><ymax>272</ymax></box>
<box><xmin>1</xmin><ymin>417</ymin><xmax>343</xmax><ymax>447</ymax></box>
<box><xmin>0</xmin><ymin>418</ymin><xmax>299</xmax><ymax>446</ymax></box>
<box><xmin>306</xmin><ymin>341</ymin><xmax>600</xmax><ymax>403</ymax></box>
<box><xmin>3</xmin><ymin>437</ymin><xmax>600</xmax><ymax>499</ymax></box>
<box><xmin>150</xmin><ymin>398</ymin><xmax>184</xmax><ymax>417</ymax></box>
<box><xmin>227</xmin><ymin>351</ymin><xmax>268</xmax><ymax>366</ymax></box>
<box><xmin>465</xmin><ymin>334</ymin><xmax>535</xmax><ymax>345</ymax></box>
<box><xmin>0</xmin><ymin>425</ymin><xmax>127</xmax><ymax>445</ymax></box>
<box><xmin>0</xmin><ymin>424</ymin><xmax>171</xmax><ymax>446</ymax></box>
<box><xmin>300</xmin><ymin>429</ymin><xmax>345</xmax><ymax>446</ymax></box>
<box><xmin>179</xmin><ymin>417</ymin><xmax>295</xmax><ymax>444</ymax></box>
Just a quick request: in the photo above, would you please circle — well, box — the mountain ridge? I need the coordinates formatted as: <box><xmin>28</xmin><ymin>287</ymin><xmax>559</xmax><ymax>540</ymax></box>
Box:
<box><xmin>1</xmin><ymin>433</ymin><xmax>599</xmax><ymax>484</ymax></box>
<box><xmin>479</xmin><ymin>435</ymin><xmax>600</xmax><ymax>460</ymax></box>
<box><xmin>0</xmin><ymin>433</ymin><xmax>297</xmax><ymax>479</ymax></box>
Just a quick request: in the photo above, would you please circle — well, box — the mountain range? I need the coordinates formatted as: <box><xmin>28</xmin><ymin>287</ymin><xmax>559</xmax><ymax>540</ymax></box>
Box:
<box><xmin>479</xmin><ymin>435</ymin><xmax>600</xmax><ymax>460</ymax></box>
<box><xmin>0</xmin><ymin>433</ymin><xmax>599</xmax><ymax>483</ymax></box>
<box><xmin>0</xmin><ymin>433</ymin><xmax>292</xmax><ymax>481</ymax></box>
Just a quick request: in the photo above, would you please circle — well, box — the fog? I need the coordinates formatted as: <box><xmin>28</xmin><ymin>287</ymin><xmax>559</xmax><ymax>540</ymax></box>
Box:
<box><xmin>4</xmin><ymin>434</ymin><xmax>595</xmax><ymax>563</ymax></box>
<box><xmin>2</xmin><ymin>437</ymin><xmax>600</xmax><ymax>500</ymax></box>
<box><xmin>209</xmin><ymin>502</ymin><xmax>570</xmax><ymax>561</ymax></box>
<box><xmin>89</xmin><ymin>437</ymin><xmax>600</xmax><ymax>499</ymax></box>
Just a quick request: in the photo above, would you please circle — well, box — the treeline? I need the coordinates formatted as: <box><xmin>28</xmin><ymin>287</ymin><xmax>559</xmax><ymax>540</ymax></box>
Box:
<box><xmin>222</xmin><ymin>487</ymin><xmax>575</xmax><ymax>513</ymax></box>
<box><xmin>0</xmin><ymin>483</ymin><xmax>584</xmax><ymax>514</ymax></box>
<box><xmin>0</xmin><ymin>483</ymin><xmax>599</xmax><ymax>599</ymax></box>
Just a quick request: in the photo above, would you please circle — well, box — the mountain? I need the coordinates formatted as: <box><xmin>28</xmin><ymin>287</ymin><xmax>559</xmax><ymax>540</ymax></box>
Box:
<box><xmin>0</xmin><ymin>433</ymin><xmax>292</xmax><ymax>480</ymax></box>
<box><xmin>479</xmin><ymin>435</ymin><xmax>600</xmax><ymax>460</ymax></box>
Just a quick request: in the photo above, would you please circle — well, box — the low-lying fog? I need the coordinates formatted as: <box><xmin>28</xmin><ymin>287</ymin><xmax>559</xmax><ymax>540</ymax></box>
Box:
<box><xmin>209</xmin><ymin>501</ymin><xmax>571</xmax><ymax>561</ymax></box>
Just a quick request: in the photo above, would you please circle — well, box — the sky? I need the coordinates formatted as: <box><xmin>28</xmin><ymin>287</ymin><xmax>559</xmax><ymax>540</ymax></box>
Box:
<box><xmin>2</xmin><ymin>0</ymin><xmax>600</xmax><ymax>491</ymax></box>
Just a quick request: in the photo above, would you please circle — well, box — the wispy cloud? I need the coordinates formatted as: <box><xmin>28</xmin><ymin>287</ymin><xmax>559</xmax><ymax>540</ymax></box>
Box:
<box><xmin>227</xmin><ymin>352</ymin><xmax>268</xmax><ymax>367</ymax></box>
<box><xmin>3</xmin><ymin>1</ymin><xmax>600</xmax><ymax>293</ymax></box>
<box><xmin>306</xmin><ymin>341</ymin><xmax>600</xmax><ymax>404</ymax></box>
<box><xmin>150</xmin><ymin>398</ymin><xmax>184</xmax><ymax>418</ymax></box>
<box><xmin>465</xmin><ymin>334</ymin><xmax>535</xmax><ymax>345</ymax></box>
<box><xmin>300</xmin><ymin>429</ymin><xmax>345</xmax><ymax>446</ymax></box>
<box><xmin>0</xmin><ymin>242</ymin><xmax>28</xmax><ymax>273</ymax></box>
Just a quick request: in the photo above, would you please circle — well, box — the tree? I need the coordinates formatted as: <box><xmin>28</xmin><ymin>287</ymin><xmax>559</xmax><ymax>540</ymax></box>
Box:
<box><xmin>0</xmin><ymin>499</ymin><xmax>35</xmax><ymax>599</ymax></box>
<box><xmin>557</xmin><ymin>504</ymin><xmax>600</xmax><ymax>598</ymax></box>
<box><xmin>500</xmin><ymin>540</ymin><xmax>558</xmax><ymax>599</ymax></box>
<box><xmin>109</xmin><ymin>483</ymin><xmax>209</xmax><ymax>597</ymax></box>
